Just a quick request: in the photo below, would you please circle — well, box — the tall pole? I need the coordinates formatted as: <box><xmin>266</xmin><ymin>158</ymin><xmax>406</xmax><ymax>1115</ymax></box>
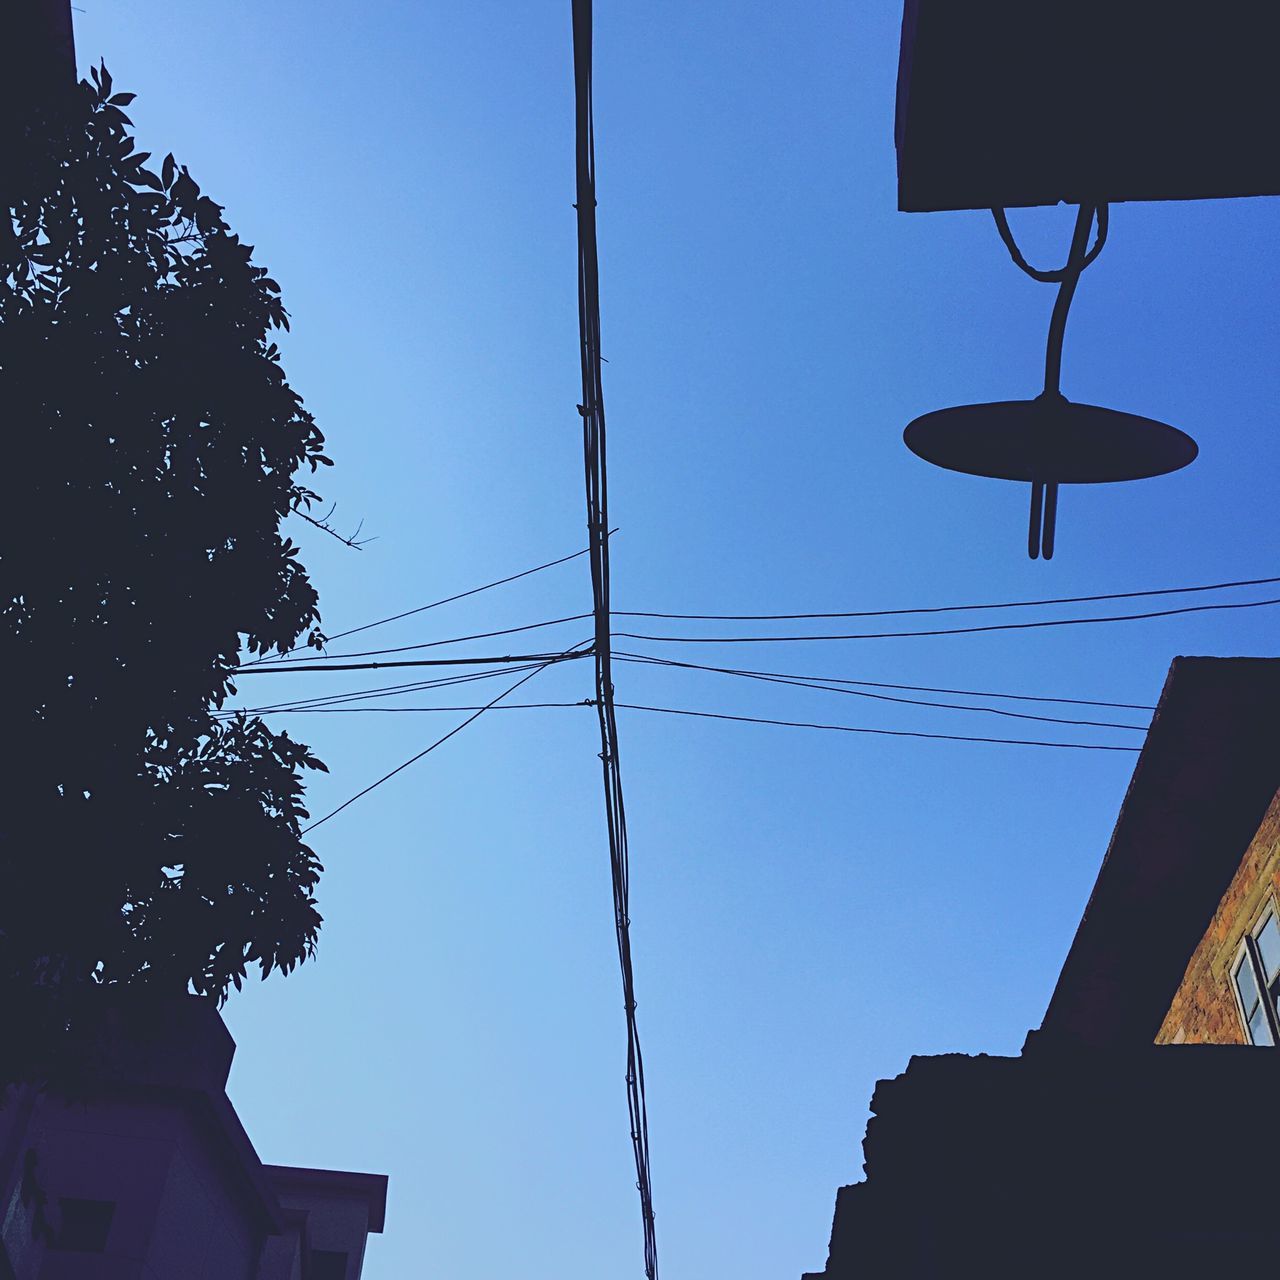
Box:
<box><xmin>571</xmin><ymin>3</ymin><xmax>659</xmax><ymax>1276</ymax></box>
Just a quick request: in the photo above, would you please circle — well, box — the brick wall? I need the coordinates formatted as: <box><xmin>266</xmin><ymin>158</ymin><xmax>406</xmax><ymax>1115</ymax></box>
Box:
<box><xmin>1157</xmin><ymin>788</ymin><xmax>1280</xmax><ymax>1045</ymax></box>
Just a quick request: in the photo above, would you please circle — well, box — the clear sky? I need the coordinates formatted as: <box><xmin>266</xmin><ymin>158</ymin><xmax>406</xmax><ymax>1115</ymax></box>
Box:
<box><xmin>75</xmin><ymin>4</ymin><xmax>1280</xmax><ymax>1276</ymax></box>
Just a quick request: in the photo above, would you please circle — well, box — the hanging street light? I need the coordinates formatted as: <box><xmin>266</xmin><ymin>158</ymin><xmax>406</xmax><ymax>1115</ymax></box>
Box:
<box><xmin>891</xmin><ymin>0</ymin><xmax>1280</xmax><ymax>559</ymax></box>
<box><xmin>903</xmin><ymin>204</ymin><xmax>1197</xmax><ymax>559</ymax></box>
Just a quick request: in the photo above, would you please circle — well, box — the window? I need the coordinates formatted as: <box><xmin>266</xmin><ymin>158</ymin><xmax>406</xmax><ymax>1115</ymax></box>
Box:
<box><xmin>1231</xmin><ymin>905</ymin><xmax>1280</xmax><ymax>1045</ymax></box>
<box><xmin>311</xmin><ymin>1251</ymin><xmax>349</xmax><ymax>1280</ymax></box>
<box><xmin>49</xmin><ymin>1198</ymin><xmax>114</xmax><ymax>1252</ymax></box>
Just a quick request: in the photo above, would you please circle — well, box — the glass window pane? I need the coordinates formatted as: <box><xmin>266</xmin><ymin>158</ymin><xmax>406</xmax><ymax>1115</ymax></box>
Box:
<box><xmin>1257</xmin><ymin>913</ymin><xmax>1280</xmax><ymax>980</ymax></box>
<box><xmin>1236</xmin><ymin>956</ymin><xmax>1262</xmax><ymax>1016</ymax></box>
<box><xmin>1250</xmin><ymin>1003</ymin><xmax>1274</xmax><ymax>1045</ymax></box>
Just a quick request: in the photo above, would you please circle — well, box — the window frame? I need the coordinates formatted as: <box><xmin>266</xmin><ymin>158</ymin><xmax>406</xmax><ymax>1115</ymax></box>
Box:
<box><xmin>1230</xmin><ymin>898</ymin><xmax>1280</xmax><ymax>1046</ymax></box>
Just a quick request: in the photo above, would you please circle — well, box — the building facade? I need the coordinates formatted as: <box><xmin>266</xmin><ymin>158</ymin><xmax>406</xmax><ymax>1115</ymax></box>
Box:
<box><xmin>0</xmin><ymin>997</ymin><xmax>386</xmax><ymax>1280</ymax></box>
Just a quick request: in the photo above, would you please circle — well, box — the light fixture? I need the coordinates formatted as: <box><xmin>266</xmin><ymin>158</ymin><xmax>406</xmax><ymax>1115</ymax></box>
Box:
<box><xmin>903</xmin><ymin>204</ymin><xmax>1197</xmax><ymax>558</ymax></box>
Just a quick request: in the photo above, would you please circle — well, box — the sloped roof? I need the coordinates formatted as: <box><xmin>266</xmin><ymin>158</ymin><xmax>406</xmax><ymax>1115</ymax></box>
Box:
<box><xmin>1037</xmin><ymin>657</ymin><xmax>1280</xmax><ymax>1047</ymax></box>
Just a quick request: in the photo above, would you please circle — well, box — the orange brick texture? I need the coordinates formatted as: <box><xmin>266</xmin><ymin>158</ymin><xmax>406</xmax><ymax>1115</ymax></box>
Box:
<box><xmin>1157</xmin><ymin>787</ymin><xmax>1280</xmax><ymax>1045</ymax></box>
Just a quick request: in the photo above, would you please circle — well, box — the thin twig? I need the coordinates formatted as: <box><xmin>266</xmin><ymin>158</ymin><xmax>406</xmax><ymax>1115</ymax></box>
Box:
<box><xmin>293</xmin><ymin>507</ymin><xmax>375</xmax><ymax>550</ymax></box>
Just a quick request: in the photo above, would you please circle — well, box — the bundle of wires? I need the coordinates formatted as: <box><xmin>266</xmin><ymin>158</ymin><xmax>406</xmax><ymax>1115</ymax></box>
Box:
<box><xmin>571</xmin><ymin>0</ymin><xmax>659</xmax><ymax>1274</ymax></box>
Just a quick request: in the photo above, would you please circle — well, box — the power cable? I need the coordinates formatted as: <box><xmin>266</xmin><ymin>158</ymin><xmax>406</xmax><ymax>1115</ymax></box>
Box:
<box><xmin>245</xmin><ymin>575</ymin><xmax>1280</xmax><ymax>671</ymax></box>
<box><xmin>572</xmin><ymin>3</ymin><xmax>658</xmax><ymax>1273</ymax></box>
<box><xmin>316</xmin><ymin>535</ymin><xmax>612</xmax><ymax>645</ymax></box>
<box><xmin>614</xmin><ymin>651</ymin><xmax>1154</xmax><ymax>711</ymax></box>
<box><xmin>214</xmin><ymin>697</ymin><xmax>1145</xmax><ymax>751</ymax></box>
<box><xmin>243</xmin><ymin>537</ymin><xmax>611</xmax><ymax>665</ymax></box>
<box><xmin>249</xmin><ymin>581</ymin><xmax>1280</xmax><ymax>671</ymax></box>
<box><xmin>614</xmin><ymin>702</ymin><xmax>1143</xmax><ymax>751</ymax></box>
<box><xmin>222</xmin><ymin>655</ymin><xmax>1151</xmax><ymax>739</ymax></box>
<box><xmin>245</xmin><ymin>701</ymin><xmax>591</xmax><ymax>715</ymax></box>
<box><xmin>219</xmin><ymin>662</ymin><xmax>553</xmax><ymax>717</ymax></box>
<box><xmin>612</xmin><ymin>654</ymin><xmax>1147</xmax><ymax>731</ymax></box>
<box><xmin>235</xmin><ymin>650</ymin><xmax>592</xmax><ymax>676</ymax></box>
<box><xmin>299</xmin><ymin>650</ymin><xmax>578</xmax><ymax>836</ymax></box>
<box><xmin>223</xmin><ymin>650</ymin><xmax>1151</xmax><ymax>738</ymax></box>
<box><xmin>256</xmin><ymin>613</ymin><xmax>594</xmax><ymax>665</ymax></box>
<box><xmin>614</xmin><ymin>572</ymin><xmax>1280</xmax><ymax>622</ymax></box>
<box><xmin>613</xmin><ymin>594</ymin><xmax>1280</xmax><ymax>645</ymax></box>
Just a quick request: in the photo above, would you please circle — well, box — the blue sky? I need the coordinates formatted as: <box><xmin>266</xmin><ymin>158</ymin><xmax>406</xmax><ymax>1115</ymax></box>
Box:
<box><xmin>76</xmin><ymin>4</ymin><xmax>1280</xmax><ymax>1276</ymax></box>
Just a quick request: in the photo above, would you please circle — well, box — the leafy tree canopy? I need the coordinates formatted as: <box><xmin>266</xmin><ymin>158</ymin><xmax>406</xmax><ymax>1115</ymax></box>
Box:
<box><xmin>0</xmin><ymin>64</ymin><xmax>332</xmax><ymax>1048</ymax></box>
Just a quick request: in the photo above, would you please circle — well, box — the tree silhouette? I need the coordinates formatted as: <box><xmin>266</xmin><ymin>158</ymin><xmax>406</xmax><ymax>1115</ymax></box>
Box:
<box><xmin>0</xmin><ymin>65</ymin><xmax>332</xmax><ymax>1059</ymax></box>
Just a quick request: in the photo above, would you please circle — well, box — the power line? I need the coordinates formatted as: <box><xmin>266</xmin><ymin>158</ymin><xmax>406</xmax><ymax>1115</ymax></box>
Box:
<box><xmin>248</xmin><ymin>584</ymin><xmax>1280</xmax><ymax>673</ymax></box>
<box><xmin>572</xmin><ymin>2</ymin><xmax>658</xmax><ymax>1273</ymax></box>
<box><xmin>243</xmin><ymin>537</ymin><xmax>611</xmax><ymax>665</ymax></box>
<box><xmin>613</xmin><ymin>654</ymin><xmax>1147</xmax><ymax>731</ymax></box>
<box><xmin>298</xmin><ymin>653</ymin><xmax>572</xmax><ymax>836</ymax></box>
<box><xmin>613</xmin><ymin>594</ymin><xmax>1280</xmax><ymax>645</ymax></box>
<box><xmin>246</xmin><ymin>667</ymin><xmax>542</xmax><ymax>713</ymax></box>
<box><xmin>317</xmin><ymin>535</ymin><xmax>612</xmax><ymax>644</ymax></box>
<box><xmin>614</xmin><ymin>571</ymin><xmax>1280</xmax><ymax>622</ymax></box>
<box><xmin>235</xmin><ymin>650</ymin><xmax>593</xmax><ymax>675</ymax></box>
<box><xmin>258</xmin><ymin>613</ymin><xmax>594</xmax><ymax>665</ymax></box>
<box><xmin>219</xmin><ymin>662</ymin><xmax>555</xmax><ymax>717</ymax></box>
<box><xmin>614</xmin><ymin>651</ymin><xmax>1154</xmax><ymax>711</ymax></box>
<box><xmin>222</xmin><ymin>701</ymin><xmax>591</xmax><ymax>715</ymax></box>
<box><xmin>234</xmin><ymin>701</ymin><xmax>591</xmax><ymax>715</ymax></box>
<box><xmin>213</xmin><ymin>696</ymin><xmax>1144</xmax><ymax>751</ymax></box>
<box><xmin>225</xmin><ymin>657</ymin><xmax>1148</xmax><ymax>732</ymax></box>
<box><xmin>614</xmin><ymin>702</ymin><xmax>1143</xmax><ymax>751</ymax></box>
<box><xmin>244</xmin><ymin>575</ymin><xmax>1280</xmax><ymax>672</ymax></box>
<box><xmin>222</xmin><ymin>654</ymin><xmax>1150</xmax><ymax>737</ymax></box>
<box><xmin>237</xmin><ymin>647</ymin><xmax>1156</xmax><ymax>716</ymax></box>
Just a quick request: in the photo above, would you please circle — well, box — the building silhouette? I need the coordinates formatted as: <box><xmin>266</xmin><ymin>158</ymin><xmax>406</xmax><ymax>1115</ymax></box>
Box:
<box><xmin>806</xmin><ymin>657</ymin><xmax>1280</xmax><ymax>1277</ymax></box>
<box><xmin>0</xmin><ymin>998</ymin><xmax>387</xmax><ymax>1279</ymax></box>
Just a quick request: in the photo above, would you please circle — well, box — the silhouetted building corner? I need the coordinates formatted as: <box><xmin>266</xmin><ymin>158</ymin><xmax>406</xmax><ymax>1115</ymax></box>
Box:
<box><xmin>0</xmin><ymin>995</ymin><xmax>387</xmax><ymax>1279</ymax></box>
<box><xmin>805</xmin><ymin>657</ymin><xmax>1280</xmax><ymax>1278</ymax></box>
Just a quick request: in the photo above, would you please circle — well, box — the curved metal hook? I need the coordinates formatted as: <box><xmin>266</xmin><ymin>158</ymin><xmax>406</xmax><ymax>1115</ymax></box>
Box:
<box><xmin>992</xmin><ymin>204</ymin><xmax>1108</xmax><ymax>284</ymax></box>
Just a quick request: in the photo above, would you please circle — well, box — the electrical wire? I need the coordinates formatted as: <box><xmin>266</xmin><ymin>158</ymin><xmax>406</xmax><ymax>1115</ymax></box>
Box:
<box><xmin>613</xmin><ymin>594</ymin><xmax>1280</xmax><ymax>645</ymax></box>
<box><xmin>217</xmin><ymin>695</ymin><xmax>1146</xmax><ymax>751</ymax></box>
<box><xmin>218</xmin><ymin>662</ymin><xmax>555</xmax><ymax>717</ymax></box>
<box><xmin>235</xmin><ymin>650</ymin><xmax>592</xmax><ymax>676</ymax></box>
<box><xmin>221</xmin><ymin>655</ymin><xmax>1151</xmax><ymax>743</ymax></box>
<box><xmin>244</xmin><ymin>575</ymin><xmax>1280</xmax><ymax>672</ymax></box>
<box><xmin>614</xmin><ymin>651</ymin><xmax>1154</xmax><ymax>711</ymax></box>
<box><xmin>243</xmin><ymin>701</ymin><xmax>591</xmax><ymax>715</ymax></box>
<box><xmin>614</xmin><ymin>702</ymin><xmax>1142</xmax><ymax>751</ymax></box>
<box><xmin>314</xmin><ymin>536</ymin><xmax>612</xmax><ymax>644</ymax></box>
<box><xmin>222</xmin><ymin>648</ymin><xmax>1152</xmax><ymax>746</ymax></box>
<box><xmin>256</xmin><ymin>613</ymin><xmax>594</xmax><ymax>665</ymax></box>
<box><xmin>242</xmin><ymin>537</ymin><xmax>611</xmax><ymax>665</ymax></box>
<box><xmin>612</xmin><ymin>654</ymin><xmax>1147</xmax><ymax>731</ymax></box>
<box><xmin>298</xmin><ymin>650</ymin><xmax>577</xmax><ymax>836</ymax></box>
<box><xmin>614</xmin><ymin>572</ymin><xmax>1280</xmax><ymax>622</ymax></box>
<box><xmin>572</xmin><ymin>3</ymin><xmax>658</xmax><ymax>1273</ymax></box>
<box><xmin>248</xmin><ymin>580</ymin><xmax>1280</xmax><ymax>672</ymax></box>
